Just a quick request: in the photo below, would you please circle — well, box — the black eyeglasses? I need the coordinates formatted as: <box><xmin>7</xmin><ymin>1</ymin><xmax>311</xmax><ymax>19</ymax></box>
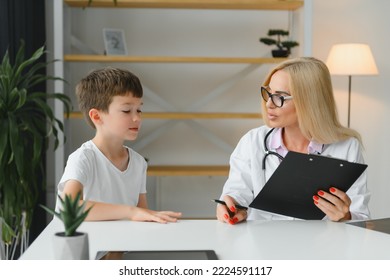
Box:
<box><xmin>261</xmin><ymin>87</ymin><xmax>293</xmax><ymax>108</ymax></box>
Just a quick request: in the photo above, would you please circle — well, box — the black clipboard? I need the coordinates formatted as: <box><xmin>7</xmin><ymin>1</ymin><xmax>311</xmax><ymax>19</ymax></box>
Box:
<box><xmin>249</xmin><ymin>151</ymin><xmax>367</xmax><ymax>220</ymax></box>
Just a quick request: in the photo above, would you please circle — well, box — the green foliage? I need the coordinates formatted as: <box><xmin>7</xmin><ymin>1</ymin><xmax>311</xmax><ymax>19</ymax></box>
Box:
<box><xmin>259</xmin><ymin>38</ymin><xmax>277</xmax><ymax>46</ymax></box>
<box><xmin>0</xmin><ymin>40</ymin><xmax>72</xmax><ymax>250</ymax></box>
<box><xmin>282</xmin><ymin>41</ymin><xmax>300</xmax><ymax>49</ymax></box>
<box><xmin>268</xmin><ymin>29</ymin><xmax>289</xmax><ymax>37</ymax></box>
<box><xmin>41</xmin><ymin>192</ymin><xmax>92</xmax><ymax>236</ymax></box>
<box><xmin>259</xmin><ymin>29</ymin><xmax>299</xmax><ymax>51</ymax></box>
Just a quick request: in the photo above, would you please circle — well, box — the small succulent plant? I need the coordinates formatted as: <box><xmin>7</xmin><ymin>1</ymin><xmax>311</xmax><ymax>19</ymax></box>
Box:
<box><xmin>41</xmin><ymin>192</ymin><xmax>92</xmax><ymax>236</ymax></box>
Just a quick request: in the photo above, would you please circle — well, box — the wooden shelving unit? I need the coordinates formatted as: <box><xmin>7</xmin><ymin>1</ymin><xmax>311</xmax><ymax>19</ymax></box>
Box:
<box><xmin>68</xmin><ymin>111</ymin><xmax>262</xmax><ymax>119</ymax></box>
<box><xmin>147</xmin><ymin>165</ymin><xmax>229</xmax><ymax>176</ymax></box>
<box><xmin>62</xmin><ymin>0</ymin><xmax>304</xmax><ymax>178</ymax></box>
<box><xmin>64</xmin><ymin>0</ymin><xmax>304</xmax><ymax>11</ymax></box>
<box><xmin>64</xmin><ymin>54</ymin><xmax>286</xmax><ymax>64</ymax></box>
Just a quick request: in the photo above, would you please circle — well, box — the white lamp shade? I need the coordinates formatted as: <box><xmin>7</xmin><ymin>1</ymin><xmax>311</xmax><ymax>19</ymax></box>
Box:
<box><xmin>326</xmin><ymin>43</ymin><xmax>379</xmax><ymax>76</ymax></box>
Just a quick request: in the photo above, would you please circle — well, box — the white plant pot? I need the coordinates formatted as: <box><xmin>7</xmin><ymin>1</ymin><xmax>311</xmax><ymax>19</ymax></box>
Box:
<box><xmin>53</xmin><ymin>232</ymin><xmax>89</xmax><ymax>260</ymax></box>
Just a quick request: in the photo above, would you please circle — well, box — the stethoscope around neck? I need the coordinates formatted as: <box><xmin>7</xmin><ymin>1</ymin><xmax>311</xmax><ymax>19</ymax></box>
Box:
<box><xmin>262</xmin><ymin>128</ymin><xmax>284</xmax><ymax>170</ymax></box>
<box><xmin>262</xmin><ymin>128</ymin><xmax>324</xmax><ymax>170</ymax></box>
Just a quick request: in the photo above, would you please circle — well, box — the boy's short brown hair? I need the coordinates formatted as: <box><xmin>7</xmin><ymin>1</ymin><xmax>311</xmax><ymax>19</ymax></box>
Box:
<box><xmin>76</xmin><ymin>67</ymin><xmax>143</xmax><ymax>128</ymax></box>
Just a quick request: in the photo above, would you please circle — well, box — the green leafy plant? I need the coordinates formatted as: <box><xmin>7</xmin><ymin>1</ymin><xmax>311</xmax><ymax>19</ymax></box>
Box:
<box><xmin>260</xmin><ymin>29</ymin><xmax>299</xmax><ymax>56</ymax></box>
<box><xmin>0</xmin><ymin>40</ymin><xmax>71</xmax><ymax>259</ymax></box>
<box><xmin>40</xmin><ymin>192</ymin><xmax>92</xmax><ymax>236</ymax></box>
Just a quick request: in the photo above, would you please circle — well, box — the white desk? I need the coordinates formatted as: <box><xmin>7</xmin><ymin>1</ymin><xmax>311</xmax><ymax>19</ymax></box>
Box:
<box><xmin>20</xmin><ymin>219</ymin><xmax>390</xmax><ymax>260</ymax></box>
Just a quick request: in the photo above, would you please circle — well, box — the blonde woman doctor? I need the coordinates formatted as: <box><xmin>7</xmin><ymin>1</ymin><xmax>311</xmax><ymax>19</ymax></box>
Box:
<box><xmin>217</xmin><ymin>57</ymin><xmax>370</xmax><ymax>225</ymax></box>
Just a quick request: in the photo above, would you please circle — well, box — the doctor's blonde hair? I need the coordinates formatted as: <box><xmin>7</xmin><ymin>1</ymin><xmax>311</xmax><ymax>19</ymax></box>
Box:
<box><xmin>261</xmin><ymin>57</ymin><xmax>361</xmax><ymax>144</ymax></box>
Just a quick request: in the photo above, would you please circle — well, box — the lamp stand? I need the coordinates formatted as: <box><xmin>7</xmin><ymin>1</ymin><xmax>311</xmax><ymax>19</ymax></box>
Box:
<box><xmin>347</xmin><ymin>75</ymin><xmax>352</xmax><ymax>128</ymax></box>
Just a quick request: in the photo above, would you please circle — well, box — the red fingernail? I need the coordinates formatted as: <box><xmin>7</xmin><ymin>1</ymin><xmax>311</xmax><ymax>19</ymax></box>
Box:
<box><xmin>228</xmin><ymin>219</ymin><xmax>235</xmax><ymax>225</ymax></box>
<box><xmin>224</xmin><ymin>214</ymin><xmax>229</xmax><ymax>220</ymax></box>
<box><xmin>230</xmin><ymin>206</ymin><xmax>236</xmax><ymax>212</ymax></box>
<box><xmin>318</xmin><ymin>190</ymin><xmax>324</xmax><ymax>196</ymax></box>
<box><xmin>330</xmin><ymin>187</ymin><xmax>336</xmax><ymax>193</ymax></box>
<box><xmin>233</xmin><ymin>217</ymin><xmax>238</xmax><ymax>223</ymax></box>
<box><xmin>314</xmin><ymin>201</ymin><xmax>318</xmax><ymax>205</ymax></box>
<box><xmin>313</xmin><ymin>195</ymin><xmax>319</xmax><ymax>201</ymax></box>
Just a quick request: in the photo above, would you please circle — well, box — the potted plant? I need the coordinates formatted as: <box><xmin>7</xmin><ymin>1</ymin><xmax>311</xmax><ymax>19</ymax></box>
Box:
<box><xmin>259</xmin><ymin>29</ymin><xmax>299</xmax><ymax>57</ymax></box>
<box><xmin>40</xmin><ymin>192</ymin><xmax>92</xmax><ymax>259</ymax></box>
<box><xmin>0</xmin><ymin>41</ymin><xmax>71</xmax><ymax>259</ymax></box>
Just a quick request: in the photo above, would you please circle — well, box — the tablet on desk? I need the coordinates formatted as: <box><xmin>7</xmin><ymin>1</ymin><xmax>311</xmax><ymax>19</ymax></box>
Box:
<box><xmin>249</xmin><ymin>151</ymin><xmax>367</xmax><ymax>220</ymax></box>
<box><xmin>348</xmin><ymin>218</ymin><xmax>390</xmax><ymax>235</ymax></box>
<box><xmin>96</xmin><ymin>250</ymin><xmax>218</xmax><ymax>260</ymax></box>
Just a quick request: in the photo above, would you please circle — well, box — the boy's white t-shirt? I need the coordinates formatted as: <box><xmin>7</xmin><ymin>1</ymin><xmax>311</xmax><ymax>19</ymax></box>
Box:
<box><xmin>56</xmin><ymin>140</ymin><xmax>147</xmax><ymax>209</ymax></box>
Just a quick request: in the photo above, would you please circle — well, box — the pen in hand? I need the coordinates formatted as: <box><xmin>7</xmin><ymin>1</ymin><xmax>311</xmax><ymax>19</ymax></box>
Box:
<box><xmin>213</xmin><ymin>199</ymin><xmax>248</xmax><ymax>210</ymax></box>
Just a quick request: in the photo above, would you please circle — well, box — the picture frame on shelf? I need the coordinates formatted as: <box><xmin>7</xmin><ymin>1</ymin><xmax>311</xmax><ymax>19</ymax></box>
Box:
<box><xmin>103</xmin><ymin>28</ymin><xmax>128</xmax><ymax>55</ymax></box>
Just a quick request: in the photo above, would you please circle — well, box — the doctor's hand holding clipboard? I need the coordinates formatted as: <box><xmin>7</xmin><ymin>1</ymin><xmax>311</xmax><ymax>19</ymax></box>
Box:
<box><xmin>216</xmin><ymin>57</ymin><xmax>370</xmax><ymax>225</ymax></box>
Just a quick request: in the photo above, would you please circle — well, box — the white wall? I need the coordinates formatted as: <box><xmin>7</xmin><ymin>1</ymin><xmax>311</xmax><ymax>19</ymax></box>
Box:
<box><xmin>312</xmin><ymin>0</ymin><xmax>390</xmax><ymax>218</ymax></box>
<box><xmin>47</xmin><ymin>0</ymin><xmax>390</xmax><ymax>219</ymax></box>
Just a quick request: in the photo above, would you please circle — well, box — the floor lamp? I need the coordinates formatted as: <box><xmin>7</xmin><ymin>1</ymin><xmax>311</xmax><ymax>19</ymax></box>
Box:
<box><xmin>326</xmin><ymin>43</ymin><xmax>379</xmax><ymax>127</ymax></box>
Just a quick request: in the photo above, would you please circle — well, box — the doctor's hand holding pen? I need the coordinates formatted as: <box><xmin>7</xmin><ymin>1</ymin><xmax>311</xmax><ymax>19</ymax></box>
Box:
<box><xmin>216</xmin><ymin>196</ymin><xmax>248</xmax><ymax>225</ymax></box>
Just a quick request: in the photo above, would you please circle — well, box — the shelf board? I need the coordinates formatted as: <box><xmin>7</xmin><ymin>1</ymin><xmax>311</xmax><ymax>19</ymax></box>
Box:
<box><xmin>64</xmin><ymin>0</ymin><xmax>304</xmax><ymax>10</ymax></box>
<box><xmin>142</xmin><ymin>112</ymin><xmax>263</xmax><ymax>119</ymax></box>
<box><xmin>67</xmin><ymin>111</ymin><xmax>262</xmax><ymax>119</ymax></box>
<box><xmin>147</xmin><ymin>165</ymin><xmax>229</xmax><ymax>176</ymax></box>
<box><xmin>64</xmin><ymin>54</ymin><xmax>286</xmax><ymax>64</ymax></box>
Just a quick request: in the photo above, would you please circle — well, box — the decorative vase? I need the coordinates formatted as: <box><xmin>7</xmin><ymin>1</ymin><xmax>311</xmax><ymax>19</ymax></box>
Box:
<box><xmin>53</xmin><ymin>232</ymin><xmax>89</xmax><ymax>260</ymax></box>
<box><xmin>272</xmin><ymin>49</ymin><xmax>290</xmax><ymax>58</ymax></box>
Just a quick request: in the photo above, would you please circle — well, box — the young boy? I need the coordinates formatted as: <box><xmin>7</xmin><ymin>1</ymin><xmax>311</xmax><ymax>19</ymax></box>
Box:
<box><xmin>57</xmin><ymin>67</ymin><xmax>181</xmax><ymax>223</ymax></box>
